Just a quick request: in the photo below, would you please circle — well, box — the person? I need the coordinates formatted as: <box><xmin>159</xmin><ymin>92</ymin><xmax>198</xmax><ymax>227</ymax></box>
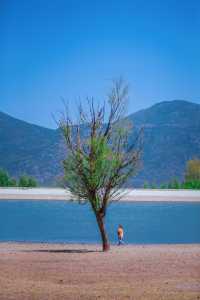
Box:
<box><xmin>117</xmin><ymin>224</ymin><xmax>124</xmax><ymax>245</ymax></box>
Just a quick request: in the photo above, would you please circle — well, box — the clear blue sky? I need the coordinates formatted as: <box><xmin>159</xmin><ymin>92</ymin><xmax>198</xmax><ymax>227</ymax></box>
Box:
<box><xmin>0</xmin><ymin>0</ymin><xmax>200</xmax><ymax>128</ymax></box>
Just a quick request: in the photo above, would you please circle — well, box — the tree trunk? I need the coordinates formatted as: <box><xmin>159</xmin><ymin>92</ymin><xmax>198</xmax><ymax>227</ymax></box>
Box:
<box><xmin>96</xmin><ymin>213</ymin><xmax>110</xmax><ymax>252</ymax></box>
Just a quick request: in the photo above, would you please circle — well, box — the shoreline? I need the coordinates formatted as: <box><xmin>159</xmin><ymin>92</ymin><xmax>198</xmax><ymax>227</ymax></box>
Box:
<box><xmin>0</xmin><ymin>187</ymin><xmax>200</xmax><ymax>201</ymax></box>
<box><xmin>0</xmin><ymin>242</ymin><xmax>200</xmax><ymax>253</ymax></box>
<box><xmin>0</xmin><ymin>241</ymin><xmax>200</xmax><ymax>247</ymax></box>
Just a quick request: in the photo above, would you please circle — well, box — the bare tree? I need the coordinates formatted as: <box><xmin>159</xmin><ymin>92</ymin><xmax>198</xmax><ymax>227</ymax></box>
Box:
<box><xmin>59</xmin><ymin>79</ymin><xmax>142</xmax><ymax>251</ymax></box>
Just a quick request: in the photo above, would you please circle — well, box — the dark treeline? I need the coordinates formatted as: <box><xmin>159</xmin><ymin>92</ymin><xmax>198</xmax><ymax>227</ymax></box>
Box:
<box><xmin>143</xmin><ymin>159</ymin><xmax>200</xmax><ymax>190</ymax></box>
<box><xmin>143</xmin><ymin>179</ymin><xmax>200</xmax><ymax>190</ymax></box>
<box><xmin>0</xmin><ymin>159</ymin><xmax>199</xmax><ymax>189</ymax></box>
<box><xmin>0</xmin><ymin>169</ymin><xmax>37</xmax><ymax>187</ymax></box>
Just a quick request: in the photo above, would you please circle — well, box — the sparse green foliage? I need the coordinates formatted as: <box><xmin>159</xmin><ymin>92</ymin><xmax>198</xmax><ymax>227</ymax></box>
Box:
<box><xmin>59</xmin><ymin>79</ymin><xmax>142</xmax><ymax>251</ymax></box>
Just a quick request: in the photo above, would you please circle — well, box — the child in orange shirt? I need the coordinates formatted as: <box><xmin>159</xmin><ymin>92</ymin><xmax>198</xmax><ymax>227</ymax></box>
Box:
<box><xmin>117</xmin><ymin>224</ymin><xmax>124</xmax><ymax>245</ymax></box>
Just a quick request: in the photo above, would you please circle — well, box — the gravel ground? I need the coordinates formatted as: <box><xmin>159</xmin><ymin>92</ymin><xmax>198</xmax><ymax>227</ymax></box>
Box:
<box><xmin>0</xmin><ymin>243</ymin><xmax>200</xmax><ymax>300</ymax></box>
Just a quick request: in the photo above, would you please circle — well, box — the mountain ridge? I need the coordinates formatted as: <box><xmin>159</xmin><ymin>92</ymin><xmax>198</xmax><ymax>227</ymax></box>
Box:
<box><xmin>0</xmin><ymin>100</ymin><xmax>200</xmax><ymax>186</ymax></box>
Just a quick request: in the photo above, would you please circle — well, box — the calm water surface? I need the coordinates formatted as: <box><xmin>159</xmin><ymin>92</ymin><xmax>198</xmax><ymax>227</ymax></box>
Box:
<box><xmin>0</xmin><ymin>200</ymin><xmax>200</xmax><ymax>244</ymax></box>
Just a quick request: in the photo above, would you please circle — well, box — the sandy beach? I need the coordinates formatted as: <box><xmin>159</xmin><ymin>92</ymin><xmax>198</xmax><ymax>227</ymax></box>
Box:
<box><xmin>0</xmin><ymin>187</ymin><xmax>200</xmax><ymax>201</ymax></box>
<box><xmin>0</xmin><ymin>243</ymin><xmax>199</xmax><ymax>300</ymax></box>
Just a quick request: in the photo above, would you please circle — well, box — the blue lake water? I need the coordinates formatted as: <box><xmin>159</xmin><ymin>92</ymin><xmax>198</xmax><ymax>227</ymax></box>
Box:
<box><xmin>0</xmin><ymin>200</ymin><xmax>200</xmax><ymax>244</ymax></box>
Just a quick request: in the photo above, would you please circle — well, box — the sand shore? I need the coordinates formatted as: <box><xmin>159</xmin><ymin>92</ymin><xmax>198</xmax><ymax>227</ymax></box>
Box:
<box><xmin>0</xmin><ymin>242</ymin><xmax>199</xmax><ymax>300</ymax></box>
<box><xmin>0</xmin><ymin>187</ymin><xmax>200</xmax><ymax>201</ymax></box>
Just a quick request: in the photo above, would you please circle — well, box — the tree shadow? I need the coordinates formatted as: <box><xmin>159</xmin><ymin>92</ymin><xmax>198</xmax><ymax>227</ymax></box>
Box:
<box><xmin>23</xmin><ymin>249</ymin><xmax>101</xmax><ymax>254</ymax></box>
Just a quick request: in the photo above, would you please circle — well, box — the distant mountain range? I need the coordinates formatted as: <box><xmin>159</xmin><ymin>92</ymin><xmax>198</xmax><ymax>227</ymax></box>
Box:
<box><xmin>0</xmin><ymin>100</ymin><xmax>200</xmax><ymax>187</ymax></box>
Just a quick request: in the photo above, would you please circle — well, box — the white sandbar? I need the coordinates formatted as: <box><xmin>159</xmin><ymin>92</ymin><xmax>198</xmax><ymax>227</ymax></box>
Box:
<box><xmin>0</xmin><ymin>187</ymin><xmax>199</xmax><ymax>201</ymax></box>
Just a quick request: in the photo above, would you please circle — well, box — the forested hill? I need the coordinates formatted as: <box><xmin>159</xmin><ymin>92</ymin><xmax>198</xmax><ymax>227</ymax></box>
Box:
<box><xmin>0</xmin><ymin>111</ymin><xmax>63</xmax><ymax>186</ymax></box>
<box><xmin>0</xmin><ymin>100</ymin><xmax>200</xmax><ymax>186</ymax></box>
<box><xmin>128</xmin><ymin>100</ymin><xmax>200</xmax><ymax>185</ymax></box>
